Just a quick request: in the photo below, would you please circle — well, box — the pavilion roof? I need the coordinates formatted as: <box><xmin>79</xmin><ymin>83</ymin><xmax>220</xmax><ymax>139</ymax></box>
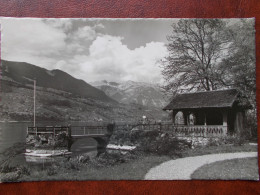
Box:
<box><xmin>163</xmin><ymin>89</ymin><xmax>249</xmax><ymax>111</ymax></box>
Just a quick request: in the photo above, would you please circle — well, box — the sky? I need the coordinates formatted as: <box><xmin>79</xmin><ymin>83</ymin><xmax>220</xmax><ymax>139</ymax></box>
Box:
<box><xmin>0</xmin><ymin>18</ymin><xmax>178</xmax><ymax>84</ymax></box>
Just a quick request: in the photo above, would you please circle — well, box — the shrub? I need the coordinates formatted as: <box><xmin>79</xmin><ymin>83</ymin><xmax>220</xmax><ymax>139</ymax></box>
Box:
<box><xmin>17</xmin><ymin>166</ymin><xmax>30</xmax><ymax>176</ymax></box>
<box><xmin>88</xmin><ymin>151</ymin><xmax>137</xmax><ymax>167</ymax></box>
<box><xmin>207</xmin><ymin>136</ymin><xmax>248</xmax><ymax>147</ymax></box>
<box><xmin>140</xmin><ymin>133</ymin><xmax>190</xmax><ymax>156</ymax></box>
<box><xmin>0</xmin><ymin>171</ymin><xmax>21</xmax><ymax>182</ymax></box>
<box><xmin>245</xmin><ymin>110</ymin><xmax>257</xmax><ymax>140</ymax></box>
<box><xmin>130</xmin><ymin>130</ymin><xmax>159</xmax><ymax>144</ymax></box>
<box><xmin>54</xmin><ymin>132</ymin><xmax>68</xmax><ymax>148</ymax></box>
<box><xmin>0</xmin><ymin>163</ymin><xmax>16</xmax><ymax>173</ymax></box>
<box><xmin>46</xmin><ymin>167</ymin><xmax>57</xmax><ymax>176</ymax></box>
<box><xmin>78</xmin><ymin>154</ymin><xmax>90</xmax><ymax>164</ymax></box>
<box><xmin>63</xmin><ymin>160</ymin><xmax>80</xmax><ymax>170</ymax></box>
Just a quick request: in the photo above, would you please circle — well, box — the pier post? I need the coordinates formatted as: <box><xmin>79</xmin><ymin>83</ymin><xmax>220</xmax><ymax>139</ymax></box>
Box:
<box><xmin>67</xmin><ymin>125</ymin><xmax>73</xmax><ymax>152</ymax></box>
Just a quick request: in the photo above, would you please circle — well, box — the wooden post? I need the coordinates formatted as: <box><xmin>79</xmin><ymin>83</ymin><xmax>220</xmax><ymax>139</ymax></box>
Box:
<box><xmin>234</xmin><ymin>111</ymin><xmax>244</xmax><ymax>137</ymax></box>
<box><xmin>183</xmin><ymin>111</ymin><xmax>188</xmax><ymax>125</ymax></box>
<box><xmin>67</xmin><ymin>125</ymin><xmax>72</xmax><ymax>152</ymax></box>
<box><xmin>222</xmin><ymin>110</ymin><xmax>228</xmax><ymax>136</ymax></box>
<box><xmin>203</xmin><ymin>112</ymin><xmax>207</xmax><ymax>137</ymax></box>
<box><xmin>172</xmin><ymin>111</ymin><xmax>177</xmax><ymax>124</ymax></box>
<box><xmin>33</xmin><ymin>80</ymin><xmax>36</xmax><ymax>127</ymax></box>
<box><xmin>204</xmin><ymin>112</ymin><xmax>207</xmax><ymax>126</ymax></box>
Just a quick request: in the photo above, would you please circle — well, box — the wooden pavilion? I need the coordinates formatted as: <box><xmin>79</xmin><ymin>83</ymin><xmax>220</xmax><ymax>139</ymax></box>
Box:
<box><xmin>163</xmin><ymin>89</ymin><xmax>251</xmax><ymax>137</ymax></box>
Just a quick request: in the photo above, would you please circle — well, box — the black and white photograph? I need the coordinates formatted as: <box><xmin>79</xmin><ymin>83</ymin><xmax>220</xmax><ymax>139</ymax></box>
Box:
<box><xmin>0</xmin><ymin>17</ymin><xmax>258</xmax><ymax>182</ymax></box>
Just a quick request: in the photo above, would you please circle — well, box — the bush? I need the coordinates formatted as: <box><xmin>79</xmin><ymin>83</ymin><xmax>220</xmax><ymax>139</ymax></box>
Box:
<box><xmin>130</xmin><ymin>130</ymin><xmax>159</xmax><ymax>144</ymax></box>
<box><xmin>46</xmin><ymin>167</ymin><xmax>57</xmax><ymax>176</ymax></box>
<box><xmin>207</xmin><ymin>136</ymin><xmax>248</xmax><ymax>147</ymax></box>
<box><xmin>17</xmin><ymin>166</ymin><xmax>30</xmax><ymax>176</ymax></box>
<box><xmin>54</xmin><ymin>132</ymin><xmax>68</xmax><ymax>148</ymax></box>
<box><xmin>140</xmin><ymin>133</ymin><xmax>190</xmax><ymax>156</ymax></box>
<box><xmin>63</xmin><ymin>161</ymin><xmax>80</xmax><ymax>170</ymax></box>
<box><xmin>78</xmin><ymin>154</ymin><xmax>90</xmax><ymax>164</ymax></box>
<box><xmin>245</xmin><ymin>110</ymin><xmax>257</xmax><ymax>140</ymax></box>
<box><xmin>0</xmin><ymin>163</ymin><xmax>17</xmax><ymax>173</ymax></box>
<box><xmin>88</xmin><ymin>151</ymin><xmax>137</xmax><ymax>167</ymax></box>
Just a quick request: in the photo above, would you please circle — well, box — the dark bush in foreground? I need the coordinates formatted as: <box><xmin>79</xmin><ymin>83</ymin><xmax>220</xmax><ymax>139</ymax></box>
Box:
<box><xmin>87</xmin><ymin>151</ymin><xmax>136</xmax><ymax>167</ymax></box>
<box><xmin>207</xmin><ymin>136</ymin><xmax>249</xmax><ymax>147</ymax></box>
<box><xmin>139</xmin><ymin>133</ymin><xmax>191</xmax><ymax>156</ymax></box>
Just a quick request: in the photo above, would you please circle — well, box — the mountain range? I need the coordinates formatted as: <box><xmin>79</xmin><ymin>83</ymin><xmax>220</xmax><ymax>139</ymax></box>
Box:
<box><xmin>1</xmin><ymin>60</ymin><xmax>114</xmax><ymax>103</ymax></box>
<box><xmin>91</xmin><ymin>80</ymin><xmax>167</xmax><ymax>108</ymax></box>
<box><xmin>0</xmin><ymin>60</ymin><xmax>168</xmax><ymax>122</ymax></box>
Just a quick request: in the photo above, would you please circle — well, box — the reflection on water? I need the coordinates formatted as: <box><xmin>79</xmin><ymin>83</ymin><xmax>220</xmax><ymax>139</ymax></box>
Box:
<box><xmin>0</xmin><ymin>122</ymin><xmax>28</xmax><ymax>153</ymax></box>
<box><xmin>0</xmin><ymin>121</ymin><xmax>98</xmax><ymax>167</ymax></box>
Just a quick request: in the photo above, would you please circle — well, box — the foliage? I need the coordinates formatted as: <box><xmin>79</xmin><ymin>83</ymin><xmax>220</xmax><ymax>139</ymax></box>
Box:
<box><xmin>220</xmin><ymin>19</ymin><xmax>256</xmax><ymax>102</ymax></box>
<box><xmin>161</xmin><ymin>19</ymin><xmax>256</xmax><ymax>138</ymax></box>
<box><xmin>139</xmin><ymin>133</ymin><xmax>191</xmax><ymax>156</ymax></box>
<box><xmin>46</xmin><ymin>167</ymin><xmax>58</xmax><ymax>176</ymax></box>
<box><xmin>162</xmin><ymin>19</ymin><xmax>231</xmax><ymax>93</ymax></box>
<box><xmin>245</xmin><ymin>111</ymin><xmax>258</xmax><ymax>140</ymax></box>
<box><xmin>161</xmin><ymin>19</ymin><xmax>255</xmax><ymax>108</ymax></box>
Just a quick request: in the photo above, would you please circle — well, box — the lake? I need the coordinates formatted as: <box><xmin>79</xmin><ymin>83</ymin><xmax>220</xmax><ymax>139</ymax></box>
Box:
<box><xmin>0</xmin><ymin>121</ymin><xmax>98</xmax><ymax>166</ymax></box>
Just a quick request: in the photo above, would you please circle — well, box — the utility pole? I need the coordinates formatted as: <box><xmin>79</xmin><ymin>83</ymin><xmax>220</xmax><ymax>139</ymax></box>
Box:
<box><xmin>34</xmin><ymin>79</ymin><xmax>36</xmax><ymax>127</ymax></box>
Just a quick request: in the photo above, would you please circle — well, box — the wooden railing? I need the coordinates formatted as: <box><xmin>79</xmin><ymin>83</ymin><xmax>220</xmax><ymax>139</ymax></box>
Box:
<box><xmin>27</xmin><ymin>124</ymin><xmax>227</xmax><ymax>138</ymax></box>
<box><xmin>115</xmin><ymin>123</ymin><xmax>227</xmax><ymax>137</ymax></box>
<box><xmin>70</xmin><ymin>126</ymin><xmax>107</xmax><ymax>136</ymax></box>
<box><xmin>162</xmin><ymin>125</ymin><xmax>227</xmax><ymax>137</ymax></box>
<box><xmin>27</xmin><ymin>126</ymin><xmax>70</xmax><ymax>136</ymax></box>
<box><xmin>27</xmin><ymin>125</ymin><xmax>107</xmax><ymax>136</ymax></box>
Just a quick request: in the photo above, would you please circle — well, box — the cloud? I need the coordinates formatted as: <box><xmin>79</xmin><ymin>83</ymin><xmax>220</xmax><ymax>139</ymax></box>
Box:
<box><xmin>43</xmin><ymin>18</ymin><xmax>73</xmax><ymax>32</ymax></box>
<box><xmin>1</xmin><ymin>18</ymin><xmax>67</xmax><ymax>69</ymax></box>
<box><xmin>0</xmin><ymin>18</ymin><xmax>168</xmax><ymax>84</ymax></box>
<box><xmin>69</xmin><ymin>35</ymin><xmax>168</xmax><ymax>83</ymax></box>
<box><xmin>72</xmin><ymin>26</ymin><xmax>97</xmax><ymax>41</ymax></box>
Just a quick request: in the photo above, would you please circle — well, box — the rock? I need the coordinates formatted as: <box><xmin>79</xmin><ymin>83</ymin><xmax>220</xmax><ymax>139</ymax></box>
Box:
<box><xmin>78</xmin><ymin>154</ymin><xmax>90</xmax><ymax>163</ymax></box>
<box><xmin>0</xmin><ymin>171</ymin><xmax>21</xmax><ymax>182</ymax></box>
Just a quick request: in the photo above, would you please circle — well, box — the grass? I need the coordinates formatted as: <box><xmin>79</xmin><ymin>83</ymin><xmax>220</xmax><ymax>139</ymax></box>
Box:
<box><xmin>21</xmin><ymin>155</ymin><xmax>171</xmax><ymax>181</ymax></box>
<box><xmin>181</xmin><ymin>144</ymin><xmax>258</xmax><ymax>158</ymax></box>
<box><xmin>3</xmin><ymin>143</ymin><xmax>258</xmax><ymax>181</ymax></box>
<box><xmin>191</xmin><ymin>157</ymin><xmax>259</xmax><ymax>180</ymax></box>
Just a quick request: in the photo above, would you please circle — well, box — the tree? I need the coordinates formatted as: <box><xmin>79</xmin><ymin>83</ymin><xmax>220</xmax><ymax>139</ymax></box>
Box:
<box><xmin>161</xmin><ymin>19</ymin><xmax>256</xmax><ymax>136</ymax></box>
<box><xmin>220</xmin><ymin>19</ymin><xmax>256</xmax><ymax>137</ymax></box>
<box><xmin>220</xmin><ymin>19</ymin><xmax>256</xmax><ymax>105</ymax></box>
<box><xmin>161</xmin><ymin>19</ymin><xmax>232</xmax><ymax>94</ymax></box>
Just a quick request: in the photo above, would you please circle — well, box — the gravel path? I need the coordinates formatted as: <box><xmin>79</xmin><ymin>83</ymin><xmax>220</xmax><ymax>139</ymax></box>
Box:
<box><xmin>145</xmin><ymin>152</ymin><xmax>258</xmax><ymax>180</ymax></box>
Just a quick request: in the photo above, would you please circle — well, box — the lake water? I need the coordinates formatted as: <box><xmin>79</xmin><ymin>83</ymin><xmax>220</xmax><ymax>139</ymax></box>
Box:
<box><xmin>0</xmin><ymin>121</ymin><xmax>98</xmax><ymax>167</ymax></box>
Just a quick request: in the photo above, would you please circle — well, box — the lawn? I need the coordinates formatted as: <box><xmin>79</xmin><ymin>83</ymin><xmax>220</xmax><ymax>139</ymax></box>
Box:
<box><xmin>2</xmin><ymin>143</ymin><xmax>257</xmax><ymax>181</ymax></box>
<box><xmin>21</xmin><ymin>155</ymin><xmax>171</xmax><ymax>181</ymax></box>
<box><xmin>21</xmin><ymin>144</ymin><xmax>258</xmax><ymax>181</ymax></box>
<box><xmin>191</xmin><ymin>157</ymin><xmax>259</xmax><ymax>180</ymax></box>
<box><xmin>181</xmin><ymin>144</ymin><xmax>258</xmax><ymax>158</ymax></box>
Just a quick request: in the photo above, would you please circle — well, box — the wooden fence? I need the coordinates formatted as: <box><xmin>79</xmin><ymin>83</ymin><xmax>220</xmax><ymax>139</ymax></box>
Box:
<box><xmin>116</xmin><ymin>123</ymin><xmax>227</xmax><ymax>137</ymax></box>
<box><xmin>27</xmin><ymin>123</ymin><xmax>227</xmax><ymax>138</ymax></box>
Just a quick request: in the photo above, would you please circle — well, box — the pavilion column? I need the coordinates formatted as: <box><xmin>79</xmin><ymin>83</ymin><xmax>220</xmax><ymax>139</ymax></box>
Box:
<box><xmin>204</xmin><ymin>112</ymin><xmax>207</xmax><ymax>126</ymax></box>
<box><xmin>234</xmin><ymin>111</ymin><xmax>245</xmax><ymax>137</ymax></box>
<box><xmin>222</xmin><ymin>110</ymin><xmax>228</xmax><ymax>136</ymax></box>
<box><xmin>203</xmin><ymin>111</ymin><xmax>207</xmax><ymax>137</ymax></box>
<box><xmin>172</xmin><ymin>111</ymin><xmax>178</xmax><ymax>125</ymax></box>
<box><xmin>183</xmin><ymin>111</ymin><xmax>188</xmax><ymax>125</ymax></box>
